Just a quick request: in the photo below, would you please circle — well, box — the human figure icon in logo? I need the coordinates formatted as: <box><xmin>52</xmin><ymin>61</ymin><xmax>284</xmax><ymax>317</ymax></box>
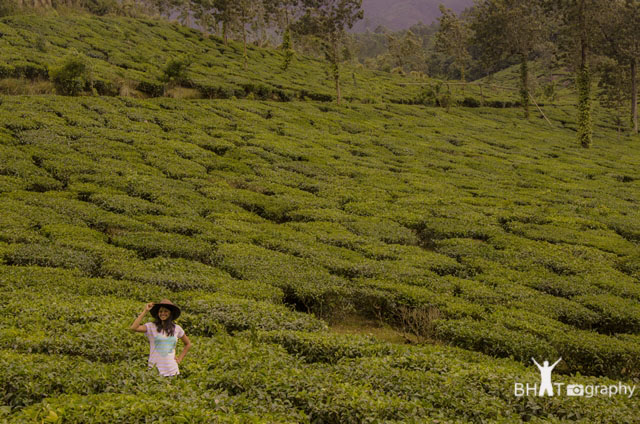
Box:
<box><xmin>532</xmin><ymin>357</ymin><xmax>562</xmax><ymax>396</ymax></box>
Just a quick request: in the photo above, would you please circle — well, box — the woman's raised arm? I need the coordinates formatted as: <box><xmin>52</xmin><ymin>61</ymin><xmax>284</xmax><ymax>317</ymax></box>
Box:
<box><xmin>129</xmin><ymin>302</ymin><xmax>154</xmax><ymax>332</ymax></box>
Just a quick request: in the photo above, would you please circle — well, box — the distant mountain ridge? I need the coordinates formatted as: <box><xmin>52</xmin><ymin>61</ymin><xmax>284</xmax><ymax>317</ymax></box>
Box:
<box><xmin>356</xmin><ymin>0</ymin><xmax>473</xmax><ymax>31</ymax></box>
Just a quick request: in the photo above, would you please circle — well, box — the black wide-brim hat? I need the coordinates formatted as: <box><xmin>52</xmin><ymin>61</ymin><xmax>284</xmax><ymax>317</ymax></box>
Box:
<box><xmin>150</xmin><ymin>299</ymin><xmax>181</xmax><ymax>320</ymax></box>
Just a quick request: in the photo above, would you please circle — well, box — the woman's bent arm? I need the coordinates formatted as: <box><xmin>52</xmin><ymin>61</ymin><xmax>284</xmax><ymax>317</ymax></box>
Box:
<box><xmin>176</xmin><ymin>334</ymin><xmax>192</xmax><ymax>363</ymax></box>
<box><xmin>129</xmin><ymin>302</ymin><xmax>154</xmax><ymax>332</ymax></box>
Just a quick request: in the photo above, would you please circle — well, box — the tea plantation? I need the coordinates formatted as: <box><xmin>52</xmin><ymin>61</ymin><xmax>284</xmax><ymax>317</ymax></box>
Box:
<box><xmin>0</xmin><ymin>14</ymin><xmax>523</xmax><ymax>105</ymax></box>
<box><xmin>0</xmin><ymin>14</ymin><xmax>639</xmax><ymax>424</ymax></box>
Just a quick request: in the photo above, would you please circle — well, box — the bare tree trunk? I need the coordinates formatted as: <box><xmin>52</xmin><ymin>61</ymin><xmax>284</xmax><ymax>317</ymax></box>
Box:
<box><xmin>332</xmin><ymin>39</ymin><xmax>341</xmax><ymax>105</ymax></box>
<box><xmin>520</xmin><ymin>57</ymin><xmax>529</xmax><ymax>119</ymax></box>
<box><xmin>632</xmin><ymin>58</ymin><xmax>638</xmax><ymax>134</ymax></box>
<box><xmin>242</xmin><ymin>20</ymin><xmax>248</xmax><ymax>71</ymax></box>
<box><xmin>335</xmin><ymin>69</ymin><xmax>341</xmax><ymax>104</ymax></box>
<box><xmin>285</xmin><ymin>10</ymin><xmax>294</xmax><ymax>50</ymax></box>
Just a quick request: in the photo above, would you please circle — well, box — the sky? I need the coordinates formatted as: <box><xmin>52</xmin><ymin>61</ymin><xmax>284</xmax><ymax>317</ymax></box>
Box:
<box><xmin>356</xmin><ymin>0</ymin><xmax>474</xmax><ymax>31</ymax></box>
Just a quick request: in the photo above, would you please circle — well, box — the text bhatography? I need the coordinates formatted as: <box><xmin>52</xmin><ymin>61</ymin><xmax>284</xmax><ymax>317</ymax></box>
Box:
<box><xmin>514</xmin><ymin>382</ymin><xmax>636</xmax><ymax>398</ymax></box>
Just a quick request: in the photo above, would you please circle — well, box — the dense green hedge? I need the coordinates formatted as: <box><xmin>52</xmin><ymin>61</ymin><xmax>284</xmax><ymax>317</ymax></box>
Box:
<box><xmin>0</xmin><ymin>90</ymin><xmax>639</xmax><ymax>421</ymax></box>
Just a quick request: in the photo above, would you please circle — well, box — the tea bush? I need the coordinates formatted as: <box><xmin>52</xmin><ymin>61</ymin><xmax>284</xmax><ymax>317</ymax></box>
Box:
<box><xmin>253</xmin><ymin>330</ymin><xmax>393</xmax><ymax>364</ymax></box>
<box><xmin>574</xmin><ymin>294</ymin><xmax>640</xmax><ymax>334</ymax></box>
<box><xmin>49</xmin><ymin>54</ymin><xmax>92</xmax><ymax>96</ymax></box>
<box><xmin>0</xmin><ymin>60</ymin><xmax>638</xmax><ymax>421</ymax></box>
<box><xmin>109</xmin><ymin>231</ymin><xmax>215</xmax><ymax>263</ymax></box>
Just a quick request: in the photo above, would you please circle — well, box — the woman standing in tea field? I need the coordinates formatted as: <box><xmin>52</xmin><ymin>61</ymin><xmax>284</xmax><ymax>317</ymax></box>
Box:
<box><xmin>129</xmin><ymin>299</ymin><xmax>192</xmax><ymax>377</ymax></box>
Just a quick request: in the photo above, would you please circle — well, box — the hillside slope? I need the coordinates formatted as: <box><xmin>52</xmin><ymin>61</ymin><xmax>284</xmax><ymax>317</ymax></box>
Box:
<box><xmin>2</xmin><ymin>94</ymin><xmax>640</xmax><ymax>421</ymax></box>
<box><xmin>0</xmin><ymin>14</ymin><xmax>429</xmax><ymax>102</ymax></box>
<box><xmin>0</xmin><ymin>15</ymin><xmax>639</xmax><ymax>424</ymax></box>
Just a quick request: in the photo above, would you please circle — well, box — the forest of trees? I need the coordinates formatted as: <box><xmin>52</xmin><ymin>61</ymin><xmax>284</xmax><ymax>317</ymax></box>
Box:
<box><xmin>355</xmin><ymin>1</ymin><xmax>639</xmax><ymax>144</ymax></box>
<box><xmin>1</xmin><ymin>0</ymin><xmax>639</xmax><ymax>142</ymax></box>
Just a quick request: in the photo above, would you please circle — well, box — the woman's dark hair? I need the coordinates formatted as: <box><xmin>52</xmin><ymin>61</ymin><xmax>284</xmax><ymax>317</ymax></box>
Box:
<box><xmin>153</xmin><ymin>308</ymin><xmax>176</xmax><ymax>337</ymax></box>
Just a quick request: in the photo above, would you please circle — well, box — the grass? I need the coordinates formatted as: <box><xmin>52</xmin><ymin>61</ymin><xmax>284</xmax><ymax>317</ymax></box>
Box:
<box><xmin>328</xmin><ymin>312</ymin><xmax>414</xmax><ymax>344</ymax></box>
<box><xmin>0</xmin><ymin>78</ymin><xmax>55</xmax><ymax>94</ymax></box>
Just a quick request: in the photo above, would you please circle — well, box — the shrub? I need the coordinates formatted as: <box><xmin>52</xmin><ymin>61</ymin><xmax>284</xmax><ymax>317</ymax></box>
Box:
<box><xmin>92</xmin><ymin>78</ymin><xmax>120</xmax><ymax>96</ymax></box>
<box><xmin>0</xmin><ymin>323</ymin><xmax>145</xmax><ymax>363</ymax></box>
<box><xmin>414</xmin><ymin>85</ymin><xmax>438</xmax><ymax>106</ymax></box>
<box><xmin>3</xmin><ymin>243</ymin><xmax>100</xmax><ymax>276</ymax></box>
<box><xmin>162</xmin><ymin>57</ymin><xmax>191</xmax><ymax>87</ymax></box>
<box><xmin>343</xmin><ymin>217</ymin><xmax>419</xmax><ymax>245</ymax></box>
<box><xmin>136</xmin><ymin>80</ymin><xmax>164</xmax><ymax>97</ymax></box>
<box><xmin>49</xmin><ymin>55</ymin><xmax>92</xmax><ymax>96</ymax></box>
<box><xmin>549</xmin><ymin>329</ymin><xmax>640</xmax><ymax>378</ymax></box>
<box><xmin>461</xmin><ymin>96</ymin><xmax>481</xmax><ymax>107</ymax></box>
<box><xmin>11</xmin><ymin>62</ymin><xmax>48</xmax><ymax>80</ymax></box>
<box><xmin>513</xmin><ymin>294</ymin><xmax>601</xmax><ymax>330</ymax></box>
<box><xmin>89</xmin><ymin>192</ymin><xmax>167</xmax><ymax>216</ymax></box>
<box><xmin>253</xmin><ymin>330</ymin><xmax>391</xmax><ymax>364</ymax></box>
<box><xmin>574</xmin><ymin>294</ymin><xmax>640</xmax><ymax>334</ymax></box>
<box><xmin>0</xmin><ymin>351</ymin><xmax>151</xmax><ymax>409</ymax></box>
<box><xmin>215</xmin><ymin>242</ymin><xmax>351</xmax><ymax>316</ymax></box>
<box><xmin>9</xmin><ymin>393</ymin><xmax>257</xmax><ymax>423</ymax></box>
<box><xmin>397</xmin><ymin>305</ymin><xmax>441</xmax><ymax>342</ymax></box>
<box><xmin>83</xmin><ymin>0</ymin><xmax>119</xmax><ymax>15</ymax></box>
<box><xmin>178</xmin><ymin>293</ymin><xmax>327</xmax><ymax>335</ymax></box>
<box><xmin>110</xmin><ymin>231</ymin><xmax>215</xmax><ymax>263</ymax></box>
<box><xmin>434</xmin><ymin>318</ymin><xmax>558</xmax><ymax>363</ymax></box>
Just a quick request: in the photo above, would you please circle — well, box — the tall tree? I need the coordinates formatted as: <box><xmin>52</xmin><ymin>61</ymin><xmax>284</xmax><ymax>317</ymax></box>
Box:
<box><xmin>387</xmin><ymin>30</ymin><xmax>425</xmax><ymax>73</ymax></box>
<box><xmin>230</xmin><ymin>0</ymin><xmax>258</xmax><ymax>70</ymax></box>
<box><xmin>598</xmin><ymin>58</ymin><xmax>629</xmax><ymax>135</ymax></box>
<box><xmin>264</xmin><ymin>0</ymin><xmax>302</xmax><ymax>33</ymax></box>
<box><xmin>192</xmin><ymin>0</ymin><xmax>217</xmax><ymax>35</ymax></box>
<box><xmin>174</xmin><ymin>0</ymin><xmax>194</xmax><ymax>27</ymax></box>
<box><xmin>599</xmin><ymin>0</ymin><xmax>640</xmax><ymax>134</ymax></box>
<box><xmin>213</xmin><ymin>0</ymin><xmax>234</xmax><ymax>45</ymax></box>
<box><xmin>471</xmin><ymin>0</ymin><xmax>547</xmax><ymax>118</ymax></box>
<box><xmin>263</xmin><ymin>0</ymin><xmax>303</xmax><ymax>69</ymax></box>
<box><xmin>434</xmin><ymin>5</ymin><xmax>471</xmax><ymax>82</ymax></box>
<box><xmin>149</xmin><ymin>0</ymin><xmax>173</xmax><ymax>18</ymax></box>
<box><xmin>551</xmin><ymin>0</ymin><xmax>608</xmax><ymax>147</ymax></box>
<box><xmin>294</xmin><ymin>0</ymin><xmax>363</xmax><ymax>104</ymax></box>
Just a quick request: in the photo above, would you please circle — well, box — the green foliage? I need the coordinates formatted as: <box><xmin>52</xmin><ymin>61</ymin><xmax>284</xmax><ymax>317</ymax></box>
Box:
<box><xmin>0</xmin><ymin>68</ymin><xmax>638</xmax><ymax>421</ymax></box>
<box><xmin>520</xmin><ymin>59</ymin><xmax>529</xmax><ymax>118</ymax></box>
<box><xmin>434</xmin><ymin>5</ymin><xmax>471</xmax><ymax>81</ymax></box>
<box><xmin>414</xmin><ymin>82</ymin><xmax>452</xmax><ymax>108</ymax></box>
<box><xmin>49</xmin><ymin>54</ymin><xmax>92</xmax><ymax>96</ymax></box>
<box><xmin>110</xmin><ymin>231</ymin><xmax>215</xmax><ymax>263</ymax></box>
<box><xmin>575</xmin><ymin>294</ymin><xmax>640</xmax><ymax>334</ymax></box>
<box><xmin>3</xmin><ymin>243</ymin><xmax>100</xmax><ymax>275</ymax></box>
<box><xmin>254</xmin><ymin>330</ymin><xmax>392</xmax><ymax>363</ymax></box>
<box><xmin>162</xmin><ymin>57</ymin><xmax>191</xmax><ymax>86</ymax></box>
<box><xmin>180</xmin><ymin>293</ymin><xmax>327</xmax><ymax>334</ymax></box>
<box><xmin>83</xmin><ymin>0</ymin><xmax>119</xmax><ymax>16</ymax></box>
<box><xmin>281</xmin><ymin>27</ymin><xmax>294</xmax><ymax>71</ymax></box>
<box><xmin>577</xmin><ymin>64</ymin><xmax>593</xmax><ymax>147</ymax></box>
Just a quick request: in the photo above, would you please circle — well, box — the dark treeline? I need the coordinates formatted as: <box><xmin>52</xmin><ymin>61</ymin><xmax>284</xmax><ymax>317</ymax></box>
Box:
<box><xmin>2</xmin><ymin>0</ymin><xmax>638</xmax><ymax>143</ymax></box>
